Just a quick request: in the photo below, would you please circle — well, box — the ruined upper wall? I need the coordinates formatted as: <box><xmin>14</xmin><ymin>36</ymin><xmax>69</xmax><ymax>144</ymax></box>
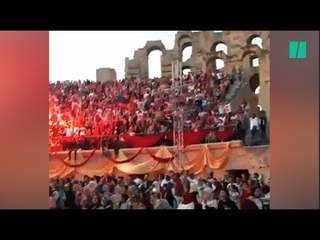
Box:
<box><xmin>124</xmin><ymin>31</ymin><xmax>270</xmax><ymax>120</ymax></box>
<box><xmin>125</xmin><ymin>31</ymin><xmax>270</xmax><ymax>79</ymax></box>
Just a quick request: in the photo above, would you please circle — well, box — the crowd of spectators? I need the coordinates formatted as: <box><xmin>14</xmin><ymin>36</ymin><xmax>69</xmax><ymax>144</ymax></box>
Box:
<box><xmin>49</xmin><ymin>68</ymin><xmax>268</xmax><ymax>151</ymax></box>
<box><xmin>49</xmin><ymin>68</ymin><xmax>270</xmax><ymax>210</ymax></box>
<box><xmin>49</xmin><ymin>171</ymin><xmax>270</xmax><ymax>210</ymax></box>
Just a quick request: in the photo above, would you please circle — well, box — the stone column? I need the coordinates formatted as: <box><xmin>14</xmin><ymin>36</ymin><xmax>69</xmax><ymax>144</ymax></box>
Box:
<box><xmin>124</xmin><ymin>57</ymin><xmax>129</xmax><ymax>78</ymax></box>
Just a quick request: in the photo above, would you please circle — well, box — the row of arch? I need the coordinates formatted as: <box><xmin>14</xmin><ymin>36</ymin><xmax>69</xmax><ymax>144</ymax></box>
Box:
<box><xmin>148</xmin><ymin>35</ymin><xmax>264</xmax><ymax>78</ymax></box>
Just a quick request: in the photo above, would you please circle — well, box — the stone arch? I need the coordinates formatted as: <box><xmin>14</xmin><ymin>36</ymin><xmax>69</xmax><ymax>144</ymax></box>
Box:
<box><xmin>241</xmin><ymin>49</ymin><xmax>261</xmax><ymax>70</ymax></box>
<box><xmin>242</xmin><ymin>49</ymin><xmax>259</xmax><ymax>60</ymax></box>
<box><xmin>211</xmin><ymin>41</ymin><xmax>228</xmax><ymax>54</ymax></box>
<box><xmin>207</xmin><ymin>56</ymin><xmax>225</xmax><ymax>72</ymax></box>
<box><xmin>249</xmin><ymin>73</ymin><xmax>260</xmax><ymax>93</ymax></box>
<box><xmin>178</xmin><ymin>34</ymin><xmax>192</xmax><ymax>47</ymax></box>
<box><xmin>143</xmin><ymin>41</ymin><xmax>166</xmax><ymax>78</ymax></box>
<box><xmin>148</xmin><ymin>50</ymin><xmax>162</xmax><ymax>78</ymax></box>
<box><xmin>247</xmin><ymin>34</ymin><xmax>263</xmax><ymax>48</ymax></box>
<box><xmin>145</xmin><ymin>40</ymin><xmax>166</xmax><ymax>55</ymax></box>
<box><xmin>178</xmin><ymin>34</ymin><xmax>193</xmax><ymax>62</ymax></box>
<box><xmin>182</xmin><ymin>65</ymin><xmax>191</xmax><ymax>75</ymax></box>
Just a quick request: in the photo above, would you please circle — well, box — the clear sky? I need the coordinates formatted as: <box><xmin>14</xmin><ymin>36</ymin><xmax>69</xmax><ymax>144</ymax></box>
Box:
<box><xmin>50</xmin><ymin>31</ymin><xmax>181</xmax><ymax>81</ymax></box>
<box><xmin>49</xmin><ymin>31</ymin><xmax>229</xmax><ymax>82</ymax></box>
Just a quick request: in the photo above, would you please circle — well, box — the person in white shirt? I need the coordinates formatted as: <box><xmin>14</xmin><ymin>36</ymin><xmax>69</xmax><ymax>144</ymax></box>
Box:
<box><xmin>228</xmin><ymin>185</ymin><xmax>240</xmax><ymax>208</ymax></box>
<box><xmin>217</xmin><ymin>71</ymin><xmax>223</xmax><ymax>80</ymax></box>
<box><xmin>88</xmin><ymin>179</ymin><xmax>98</xmax><ymax>193</ymax></box>
<box><xmin>65</xmin><ymin>127</ymin><xmax>74</xmax><ymax>137</ymax></box>
<box><xmin>249</xmin><ymin>113</ymin><xmax>259</xmax><ymax>144</ymax></box>
<box><xmin>224</xmin><ymin>102</ymin><xmax>232</xmax><ymax>114</ymax></box>
<box><xmin>201</xmin><ymin>187</ymin><xmax>218</xmax><ymax>209</ymax></box>
<box><xmin>161</xmin><ymin>178</ymin><xmax>169</xmax><ymax>188</ymax></box>
<box><xmin>218</xmin><ymin>104</ymin><xmax>225</xmax><ymax>115</ymax></box>
<box><xmin>187</xmin><ymin>173</ymin><xmax>198</xmax><ymax>186</ymax></box>
<box><xmin>234</xmin><ymin>177</ymin><xmax>241</xmax><ymax>192</ymax></box>
<box><xmin>217</xmin><ymin>119</ymin><xmax>225</xmax><ymax>131</ymax></box>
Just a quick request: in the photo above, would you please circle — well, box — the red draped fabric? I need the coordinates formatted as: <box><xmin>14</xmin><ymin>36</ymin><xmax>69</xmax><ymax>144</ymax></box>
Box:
<box><xmin>167</xmin><ymin>129</ymin><xmax>211</xmax><ymax>146</ymax></box>
<box><xmin>121</xmin><ymin>133</ymin><xmax>165</xmax><ymax>148</ymax></box>
<box><xmin>184</xmin><ymin>129</ymin><xmax>211</xmax><ymax>146</ymax></box>
<box><xmin>52</xmin><ymin>149</ymin><xmax>97</xmax><ymax>167</ymax></box>
<box><xmin>145</xmin><ymin>149</ymin><xmax>174</xmax><ymax>163</ymax></box>
<box><xmin>104</xmin><ymin>148</ymin><xmax>143</xmax><ymax>164</ymax></box>
<box><xmin>212</xmin><ymin>126</ymin><xmax>234</xmax><ymax>141</ymax></box>
<box><xmin>58</xmin><ymin>127</ymin><xmax>234</xmax><ymax>149</ymax></box>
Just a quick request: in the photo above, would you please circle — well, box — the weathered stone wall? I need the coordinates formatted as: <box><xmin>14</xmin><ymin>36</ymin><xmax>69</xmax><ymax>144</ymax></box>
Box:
<box><xmin>96</xmin><ymin>68</ymin><xmax>117</xmax><ymax>83</ymax></box>
<box><xmin>201</xmin><ymin>142</ymin><xmax>270</xmax><ymax>181</ymax></box>
<box><xmin>124</xmin><ymin>31</ymin><xmax>270</xmax><ymax>120</ymax></box>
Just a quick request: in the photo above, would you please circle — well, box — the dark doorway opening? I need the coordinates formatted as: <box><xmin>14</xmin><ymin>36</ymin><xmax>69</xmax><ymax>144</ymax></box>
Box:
<box><xmin>226</xmin><ymin>169</ymin><xmax>250</xmax><ymax>181</ymax></box>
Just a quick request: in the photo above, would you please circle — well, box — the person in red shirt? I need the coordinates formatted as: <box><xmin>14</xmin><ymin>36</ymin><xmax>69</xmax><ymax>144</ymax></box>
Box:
<box><xmin>173</xmin><ymin>173</ymin><xmax>184</xmax><ymax>197</ymax></box>
<box><xmin>180</xmin><ymin>182</ymin><xmax>201</xmax><ymax>209</ymax></box>
<box><xmin>240</xmin><ymin>182</ymin><xmax>251</xmax><ymax>209</ymax></box>
<box><xmin>241</xmin><ymin>187</ymin><xmax>264</xmax><ymax>210</ymax></box>
<box><xmin>98</xmin><ymin>121</ymin><xmax>105</xmax><ymax>135</ymax></box>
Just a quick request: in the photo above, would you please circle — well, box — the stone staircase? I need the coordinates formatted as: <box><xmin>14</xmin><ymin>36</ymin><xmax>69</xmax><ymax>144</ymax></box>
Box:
<box><xmin>225</xmin><ymin>79</ymin><xmax>246</xmax><ymax>102</ymax></box>
<box><xmin>224</xmin><ymin>76</ymin><xmax>249</xmax><ymax>111</ymax></box>
<box><xmin>222</xmin><ymin>76</ymin><xmax>270</xmax><ymax>146</ymax></box>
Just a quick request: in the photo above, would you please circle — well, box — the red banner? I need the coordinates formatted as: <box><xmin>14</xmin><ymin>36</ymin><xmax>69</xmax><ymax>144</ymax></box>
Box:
<box><xmin>145</xmin><ymin>149</ymin><xmax>175</xmax><ymax>163</ymax></box>
<box><xmin>58</xmin><ymin>127</ymin><xmax>235</xmax><ymax>149</ymax></box>
<box><xmin>51</xmin><ymin>149</ymin><xmax>96</xmax><ymax>167</ymax></box>
<box><xmin>167</xmin><ymin>130</ymin><xmax>211</xmax><ymax>146</ymax></box>
<box><xmin>212</xmin><ymin>126</ymin><xmax>234</xmax><ymax>141</ymax></box>
<box><xmin>104</xmin><ymin>148</ymin><xmax>143</xmax><ymax>164</ymax></box>
<box><xmin>121</xmin><ymin>133</ymin><xmax>165</xmax><ymax>148</ymax></box>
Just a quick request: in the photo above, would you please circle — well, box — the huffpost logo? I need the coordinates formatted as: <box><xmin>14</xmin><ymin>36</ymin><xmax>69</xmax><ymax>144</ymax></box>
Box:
<box><xmin>289</xmin><ymin>41</ymin><xmax>307</xmax><ymax>59</ymax></box>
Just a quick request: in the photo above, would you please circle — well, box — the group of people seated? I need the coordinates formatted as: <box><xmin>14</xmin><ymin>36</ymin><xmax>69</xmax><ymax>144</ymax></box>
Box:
<box><xmin>49</xmin><ymin>171</ymin><xmax>270</xmax><ymax>210</ymax></box>
<box><xmin>49</xmin><ymin>69</ymin><xmax>248</xmax><ymax>151</ymax></box>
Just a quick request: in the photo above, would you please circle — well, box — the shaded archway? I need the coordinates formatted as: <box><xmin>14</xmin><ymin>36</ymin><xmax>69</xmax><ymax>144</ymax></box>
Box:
<box><xmin>249</xmin><ymin>73</ymin><xmax>260</xmax><ymax>93</ymax></box>
<box><xmin>148</xmin><ymin>50</ymin><xmax>162</xmax><ymax>78</ymax></box>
